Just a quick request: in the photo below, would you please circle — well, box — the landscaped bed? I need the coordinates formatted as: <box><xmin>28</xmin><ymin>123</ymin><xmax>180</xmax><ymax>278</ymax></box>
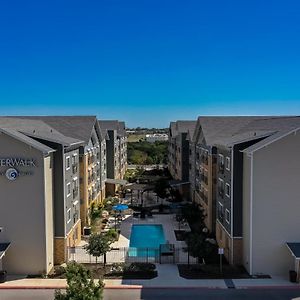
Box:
<box><xmin>174</xmin><ymin>230</ymin><xmax>186</xmax><ymax>241</ymax></box>
<box><xmin>48</xmin><ymin>262</ymin><xmax>157</xmax><ymax>280</ymax></box>
<box><xmin>178</xmin><ymin>264</ymin><xmax>256</xmax><ymax>279</ymax></box>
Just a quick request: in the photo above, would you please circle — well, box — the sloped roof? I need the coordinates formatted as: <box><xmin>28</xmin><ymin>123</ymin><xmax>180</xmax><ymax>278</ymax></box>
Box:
<box><xmin>98</xmin><ymin>120</ymin><xmax>126</xmax><ymax>138</ymax></box>
<box><xmin>0</xmin><ymin>128</ymin><xmax>55</xmax><ymax>154</ymax></box>
<box><xmin>242</xmin><ymin>127</ymin><xmax>300</xmax><ymax>154</ymax></box>
<box><xmin>196</xmin><ymin>116</ymin><xmax>300</xmax><ymax>147</ymax></box>
<box><xmin>169</xmin><ymin>120</ymin><xmax>197</xmax><ymax>138</ymax></box>
<box><xmin>0</xmin><ymin>117</ymin><xmax>82</xmax><ymax>146</ymax></box>
<box><xmin>9</xmin><ymin>116</ymin><xmax>99</xmax><ymax>144</ymax></box>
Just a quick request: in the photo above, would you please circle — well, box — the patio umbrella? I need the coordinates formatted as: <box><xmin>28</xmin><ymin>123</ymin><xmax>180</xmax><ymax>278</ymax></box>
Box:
<box><xmin>112</xmin><ymin>204</ymin><xmax>129</xmax><ymax>211</ymax></box>
<box><xmin>102</xmin><ymin>210</ymin><xmax>109</xmax><ymax>217</ymax></box>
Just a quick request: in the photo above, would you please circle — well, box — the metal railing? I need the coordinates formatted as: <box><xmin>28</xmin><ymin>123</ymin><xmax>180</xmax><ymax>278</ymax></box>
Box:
<box><xmin>67</xmin><ymin>246</ymin><xmax>198</xmax><ymax>265</ymax></box>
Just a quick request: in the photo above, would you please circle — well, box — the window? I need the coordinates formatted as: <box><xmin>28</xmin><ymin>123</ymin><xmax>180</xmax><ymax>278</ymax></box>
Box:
<box><xmin>72</xmin><ymin>154</ymin><xmax>77</xmax><ymax>165</ymax></box>
<box><xmin>219</xmin><ymin>154</ymin><xmax>224</xmax><ymax>164</ymax></box>
<box><xmin>218</xmin><ymin>202</ymin><xmax>224</xmax><ymax>222</ymax></box>
<box><xmin>225</xmin><ymin>157</ymin><xmax>230</xmax><ymax>171</ymax></box>
<box><xmin>67</xmin><ymin>183</ymin><xmax>71</xmax><ymax>197</ymax></box>
<box><xmin>66</xmin><ymin>156</ymin><xmax>70</xmax><ymax>170</ymax></box>
<box><xmin>225</xmin><ymin>183</ymin><xmax>230</xmax><ymax>197</ymax></box>
<box><xmin>225</xmin><ymin>209</ymin><xmax>230</xmax><ymax>224</ymax></box>
<box><xmin>218</xmin><ymin>178</ymin><xmax>224</xmax><ymax>196</ymax></box>
<box><xmin>67</xmin><ymin>208</ymin><xmax>71</xmax><ymax>223</ymax></box>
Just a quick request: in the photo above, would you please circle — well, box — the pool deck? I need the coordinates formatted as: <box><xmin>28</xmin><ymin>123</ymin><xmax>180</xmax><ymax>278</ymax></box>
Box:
<box><xmin>75</xmin><ymin>213</ymin><xmax>196</xmax><ymax>264</ymax></box>
<box><xmin>112</xmin><ymin>213</ymin><xmax>191</xmax><ymax>249</ymax></box>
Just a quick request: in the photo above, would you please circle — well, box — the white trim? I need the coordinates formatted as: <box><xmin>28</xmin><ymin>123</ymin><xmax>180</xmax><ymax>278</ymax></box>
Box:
<box><xmin>67</xmin><ymin>182</ymin><xmax>71</xmax><ymax>197</ymax></box>
<box><xmin>219</xmin><ymin>153</ymin><xmax>224</xmax><ymax>164</ymax></box>
<box><xmin>243</xmin><ymin>127</ymin><xmax>300</xmax><ymax>154</ymax></box>
<box><xmin>217</xmin><ymin>219</ymin><xmax>232</xmax><ymax>238</ymax></box>
<box><xmin>66</xmin><ymin>156</ymin><xmax>71</xmax><ymax>170</ymax></box>
<box><xmin>225</xmin><ymin>183</ymin><xmax>231</xmax><ymax>197</ymax></box>
<box><xmin>225</xmin><ymin>209</ymin><xmax>230</xmax><ymax>224</ymax></box>
<box><xmin>225</xmin><ymin>157</ymin><xmax>230</xmax><ymax>171</ymax></box>
<box><xmin>67</xmin><ymin>208</ymin><xmax>71</xmax><ymax>223</ymax></box>
<box><xmin>250</xmin><ymin>153</ymin><xmax>254</xmax><ymax>275</ymax></box>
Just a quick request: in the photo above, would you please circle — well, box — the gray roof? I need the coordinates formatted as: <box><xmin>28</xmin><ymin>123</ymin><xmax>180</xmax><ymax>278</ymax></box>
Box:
<box><xmin>98</xmin><ymin>120</ymin><xmax>126</xmax><ymax>138</ymax></box>
<box><xmin>242</xmin><ymin>127</ymin><xmax>300</xmax><ymax>154</ymax></box>
<box><xmin>169</xmin><ymin>120</ymin><xmax>197</xmax><ymax>138</ymax></box>
<box><xmin>195</xmin><ymin>116</ymin><xmax>300</xmax><ymax>147</ymax></box>
<box><xmin>8</xmin><ymin>116</ymin><xmax>99</xmax><ymax>144</ymax></box>
<box><xmin>286</xmin><ymin>242</ymin><xmax>300</xmax><ymax>259</ymax></box>
<box><xmin>0</xmin><ymin>117</ymin><xmax>82</xmax><ymax>146</ymax></box>
<box><xmin>0</xmin><ymin>243</ymin><xmax>10</xmax><ymax>260</ymax></box>
<box><xmin>0</xmin><ymin>128</ymin><xmax>55</xmax><ymax>154</ymax></box>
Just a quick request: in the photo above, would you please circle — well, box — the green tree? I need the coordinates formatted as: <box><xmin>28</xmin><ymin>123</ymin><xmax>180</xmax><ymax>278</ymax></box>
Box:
<box><xmin>54</xmin><ymin>262</ymin><xmax>104</xmax><ymax>300</ymax></box>
<box><xmin>185</xmin><ymin>232</ymin><xmax>215</xmax><ymax>263</ymax></box>
<box><xmin>84</xmin><ymin>233</ymin><xmax>111</xmax><ymax>265</ymax></box>
<box><xmin>153</xmin><ymin>178</ymin><xmax>170</xmax><ymax>199</ymax></box>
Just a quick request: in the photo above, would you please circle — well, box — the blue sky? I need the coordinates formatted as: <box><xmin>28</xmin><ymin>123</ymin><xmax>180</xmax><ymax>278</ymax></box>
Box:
<box><xmin>0</xmin><ymin>0</ymin><xmax>300</xmax><ymax>127</ymax></box>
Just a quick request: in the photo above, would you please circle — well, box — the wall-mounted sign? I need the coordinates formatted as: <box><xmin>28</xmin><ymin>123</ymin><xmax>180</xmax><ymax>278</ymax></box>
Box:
<box><xmin>0</xmin><ymin>158</ymin><xmax>36</xmax><ymax>167</ymax></box>
<box><xmin>0</xmin><ymin>158</ymin><xmax>36</xmax><ymax>181</ymax></box>
<box><xmin>5</xmin><ymin>168</ymin><xmax>19</xmax><ymax>181</ymax></box>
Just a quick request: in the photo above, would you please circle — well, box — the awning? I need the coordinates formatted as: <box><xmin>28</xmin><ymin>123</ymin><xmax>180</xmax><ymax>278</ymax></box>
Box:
<box><xmin>105</xmin><ymin>178</ymin><xmax>128</xmax><ymax>186</ymax></box>
<box><xmin>169</xmin><ymin>180</ymin><xmax>190</xmax><ymax>187</ymax></box>
<box><xmin>286</xmin><ymin>243</ymin><xmax>300</xmax><ymax>259</ymax></box>
<box><xmin>0</xmin><ymin>243</ymin><xmax>10</xmax><ymax>260</ymax></box>
<box><xmin>126</xmin><ymin>183</ymin><xmax>154</xmax><ymax>191</ymax></box>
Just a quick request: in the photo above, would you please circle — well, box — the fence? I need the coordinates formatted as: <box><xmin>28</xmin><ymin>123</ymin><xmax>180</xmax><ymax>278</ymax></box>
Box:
<box><xmin>68</xmin><ymin>245</ymin><xmax>198</xmax><ymax>265</ymax></box>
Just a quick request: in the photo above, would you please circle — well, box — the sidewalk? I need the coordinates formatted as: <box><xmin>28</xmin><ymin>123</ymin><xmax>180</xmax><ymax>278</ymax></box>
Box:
<box><xmin>0</xmin><ymin>265</ymin><xmax>299</xmax><ymax>290</ymax></box>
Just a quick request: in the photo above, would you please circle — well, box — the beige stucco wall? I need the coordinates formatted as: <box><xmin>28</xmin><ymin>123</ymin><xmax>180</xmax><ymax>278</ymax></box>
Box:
<box><xmin>44</xmin><ymin>155</ymin><xmax>54</xmax><ymax>274</ymax></box>
<box><xmin>246</xmin><ymin>132</ymin><xmax>300</xmax><ymax>277</ymax></box>
<box><xmin>0</xmin><ymin>133</ymin><xmax>48</xmax><ymax>274</ymax></box>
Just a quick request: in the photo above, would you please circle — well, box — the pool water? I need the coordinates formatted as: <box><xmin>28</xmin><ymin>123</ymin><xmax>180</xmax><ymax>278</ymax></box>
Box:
<box><xmin>129</xmin><ymin>224</ymin><xmax>166</xmax><ymax>257</ymax></box>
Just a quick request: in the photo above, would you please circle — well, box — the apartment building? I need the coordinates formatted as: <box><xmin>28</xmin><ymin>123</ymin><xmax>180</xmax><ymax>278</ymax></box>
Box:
<box><xmin>145</xmin><ymin>133</ymin><xmax>168</xmax><ymax>143</ymax></box>
<box><xmin>189</xmin><ymin>119</ymin><xmax>217</xmax><ymax>233</ymax></box>
<box><xmin>168</xmin><ymin>121</ymin><xmax>196</xmax><ymax>181</ymax></box>
<box><xmin>190</xmin><ymin>116</ymin><xmax>300</xmax><ymax>277</ymax></box>
<box><xmin>98</xmin><ymin>120</ymin><xmax>127</xmax><ymax>196</ymax></box>
<box><xmin>12</xmin><ymin>116</ymin><xmax>107</xmax><ymax>231</ymax></box>
<box><xmin>0</xmin><ymin>118</ymin><xmax>83</xmax><ymax>274</ymax></box>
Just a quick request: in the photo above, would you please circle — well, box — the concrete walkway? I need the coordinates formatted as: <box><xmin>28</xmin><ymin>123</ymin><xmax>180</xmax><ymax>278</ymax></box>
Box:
<box><xmin>0</xmin><ymin>265</ymin><xmax>299</xmax><ymax>290</ymax></box>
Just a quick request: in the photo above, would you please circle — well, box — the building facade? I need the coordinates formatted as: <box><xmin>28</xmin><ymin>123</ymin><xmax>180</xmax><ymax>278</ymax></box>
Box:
<box><xmin>98</xmin><ymin>120</ymin><xmax>127</xmax><ymax>196</ymax></box>
<box><xmin>0</xmin><ymin>118</ymin><xmax>83</xmax><ymax>273</ymax></box>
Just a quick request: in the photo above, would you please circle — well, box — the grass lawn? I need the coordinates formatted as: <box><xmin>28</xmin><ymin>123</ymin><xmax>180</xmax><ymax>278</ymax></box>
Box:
<box><xmin>174</xmin><ymin>230</ymin><xmax>186</xmax><ymax>241</ymax></box>
<box><xmin>178</xmin><ymin>264</ymin><xmax>255</xmax><ymax>279</ymax></box>
<box><xmin>127</xmin><ymin>134</ymin><xmax>146</xmax><ymax>142</ymax></box>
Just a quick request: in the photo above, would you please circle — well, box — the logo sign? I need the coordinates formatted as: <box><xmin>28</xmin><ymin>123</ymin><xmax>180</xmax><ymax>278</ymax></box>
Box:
<box><xmin>218</xmin><ymin>248</ymin><xmax>224</xmax><ymax>255</ymax></box>
<box><xmin>0</xmin><ymin>158</ymin><xmax>36</xmax><ymax>181</ymax></box>
<box><xmin>0</xmin><ymin>158</ymin><xmax>36</xmax><ymax>167</ymax></box>
<box><xmin>5</xmin><ymin>168</ymin><xmax>19</xmax><ymax>181</ymax></box>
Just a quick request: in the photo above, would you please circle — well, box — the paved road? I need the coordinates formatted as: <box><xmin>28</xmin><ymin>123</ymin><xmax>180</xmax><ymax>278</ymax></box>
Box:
<box><xmin>1</xmin><ymin>288</ymin><xmax>300</xmax><ymax>300</ymax></box>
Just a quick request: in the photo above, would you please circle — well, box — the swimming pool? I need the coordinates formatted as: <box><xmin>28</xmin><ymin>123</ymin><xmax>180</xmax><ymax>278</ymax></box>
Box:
<box><xmin>129</xmin><ymin>224</ymin><xmax>166</xmax><ymax>257</ymax></box>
